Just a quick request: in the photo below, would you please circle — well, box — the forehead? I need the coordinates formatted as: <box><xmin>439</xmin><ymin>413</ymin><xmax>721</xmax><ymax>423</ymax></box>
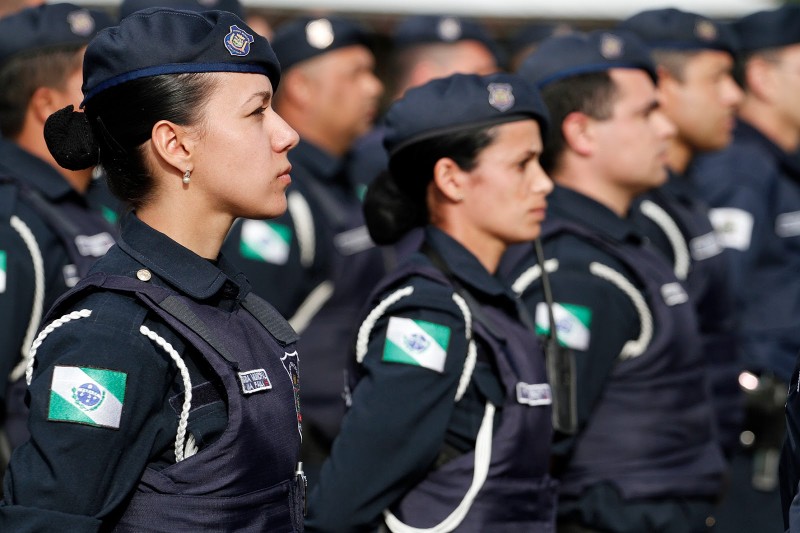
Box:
<box><xmin>684</xmin><ymin>49</ymin><xmax>735</xmax><ymax>74</ymax></box>
<box><xmin>481</xmin><ymin>119</ymin><xmax>542</xmax><ymax>154</ymax></box>
<box><xmin>608</xmin><ymin>68</ymin><xmax>656</xmax><ymax>104</ymax></box>
<box><xmin>310</xmin><ymin>44</ymin><xmax>375</xmax><ymax>70</ymax></box>
<box><xmin>207</xmin><ymin>71</ymin><xmax>273</xmax><ymax>102</ymax></box>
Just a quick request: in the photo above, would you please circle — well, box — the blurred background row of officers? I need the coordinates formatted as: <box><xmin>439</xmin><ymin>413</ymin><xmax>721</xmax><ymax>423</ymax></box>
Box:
<box><xmin>0</xmin><ymin>0</ymin><xmax>800</xmax><ymax>531</ymax></box>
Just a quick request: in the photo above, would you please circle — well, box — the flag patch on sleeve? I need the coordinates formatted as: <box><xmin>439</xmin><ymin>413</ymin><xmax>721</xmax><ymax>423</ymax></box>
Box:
<box><xmin>535</xmin><ymin>302</ymin><xmax>592</xmax><ymax>351</ymax></box>
<box><xmin>0</xmin><ymin>250</ymin><xmax>6</xmax><ymax>293</ymax></box>
<box><xmin>239</xmin><ymin>219</ymin><xmax>292</xmax><ymax>264</ymax></box>
<box><xmin>383</xmin><ymin>317</ymin><xmax>451</xmax><ymax>373</ymax></box>
<box><xmin>48</xmin><ymin>366</ymin><xmax>127</xmax><ymax>429</ymax></box>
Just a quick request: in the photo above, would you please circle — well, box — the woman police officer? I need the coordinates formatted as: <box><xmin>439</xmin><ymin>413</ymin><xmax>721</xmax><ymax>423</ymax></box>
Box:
<box><xmin>306</xmin><ymin>72</ymin><xmax>557</xmax><ymax>532</ymax></box>
<box><xmin>0</xmin><ymin>8</ymin><xmax>304</xmax><ymax>531</ymax></box>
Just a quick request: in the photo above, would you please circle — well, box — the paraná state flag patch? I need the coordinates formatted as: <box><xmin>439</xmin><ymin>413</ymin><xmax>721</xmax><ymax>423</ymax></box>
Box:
<box><xmin>535</xmin><ymin>302</ymin><xmax>592</xmax><ymax>351</ymax></box>
<box><xmin>382</xmin><ymin>317</ymin><xmax>451</xmax><ymax>373</ymax></box>
<box><xmin>239</xmin><ymin>219</ymin><xmax>292</xmax><ymax>264</ymax></box>
<box><xmin>48</xmin><ymin>366</ymin><xmax>126</xmax><ymax>429</ymax></box>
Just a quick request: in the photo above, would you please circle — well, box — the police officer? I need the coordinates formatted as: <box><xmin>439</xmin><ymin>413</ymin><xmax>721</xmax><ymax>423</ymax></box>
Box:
<box><xmin>119</xmin><ymin>0</ymin><xmax>244</xmax><ymax>19</ymax></box>
<box><xmin>0</xmin><ymin>4</ymin><xmax>115</xmax><ymax>454</ymax></box>
<box><xmin>691</xmin><ymin>7</ymin><xmax>800</xmax><ymax>532</ymax></box>
<box><xmin>221</xmin><ymin>15</ymin><xmax>386</xmax><ymax>486</ymax></box>
<box><xmin>507</xmin><ymin>22</ymin><xmax>574</xmax><ymax>72</ymax></box>
<box><xmin>306</xmin><ymin>72</ymin><xmax>555</xmax><ymax>532</ymax></box>
<box><xmin>619</xmin><ymin>8</ymin><xmax>744</xmax><ymax>459</ymax></box>
<box><xmin>349</xmin><ymin>14</ymin><xmax>500</xmax><ymax>194</ymax></box>
<box><xmin>504</xmin><ymin>31</ymin><xmax>726</xmax><ymax>532</ymax></box>
<box><xmin>0</xmin><ymin>8</ymin><xmax>304</xmax><ymax>530</ymax></box>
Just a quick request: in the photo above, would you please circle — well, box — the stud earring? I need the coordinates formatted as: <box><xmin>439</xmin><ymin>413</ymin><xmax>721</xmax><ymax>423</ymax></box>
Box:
<box><xmin>183</xmin><ymin>169</ymin><xmax>191</xmax><ymax>185</ymax></box>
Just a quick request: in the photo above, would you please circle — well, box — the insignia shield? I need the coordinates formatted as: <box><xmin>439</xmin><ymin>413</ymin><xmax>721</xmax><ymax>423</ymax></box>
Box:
<box><xmin>224</xmin><ymin>25</ymin><xmax>254</xmax><ymax>57</ymax></box>
<box><xmin>487</xmin><ymin>83</ymin><xmax>515</xmax><ymax>112</ymax></box>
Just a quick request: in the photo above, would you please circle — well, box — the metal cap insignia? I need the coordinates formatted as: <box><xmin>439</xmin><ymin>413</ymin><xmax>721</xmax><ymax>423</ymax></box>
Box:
<box><xmin>306</xmin><ymin>18</ymin><xmax>335</xmax><ymax>49</ymax></box>
<box><xmin>67</xmin><ymin>10</ymin><xmax>95</xmax><ymax>37</ymax></box>
<box><xmin>488</xmin><ymin>82</ymin><xmax>515</xmax><ymax>112</ymax></box>
<box><xmin>600</xmin><ymin>33</ymin><xmax>624</xmax><ymax>59</ymax></box>
<box><xmin>437</xmin><ymin>17</ymin><xmax>462</xmax><ymax>42</ymax></box>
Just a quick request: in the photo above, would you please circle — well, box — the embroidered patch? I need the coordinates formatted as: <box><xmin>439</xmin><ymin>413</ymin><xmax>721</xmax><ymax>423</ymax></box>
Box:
<box><xmin>101</xmin><ymin>205</ymin><xmax>118</xmax><ymax>226</ymax></box>
<box><xmin>224</xmin><ymin>25</ymin><xmax>254</xmax><ymax>57</ymax></box>
<box><xmin>690</xmin><ymin>231</ymin><xmax>723</xmax><ymax>261</ymax></box>
<box><xmin>334</xmin><ymin>226</ymin><xmax>374</xmax><ymax>256</ymax></box>
<box><xmin>238</xmin><ymin>368</ymin><xmax>272</xmax><ymax>394</ymax></box>
<box><xmin>240</xmin><ymin>219</ymin><xmax>292</xmax><ymax>264</ymax></box>
<box><xmin>487</xmin><ymin>83</ymin><xmax>515</xmax><ymax>112</ymax></box>
<box><xmin>535</xmin><ymin>302</ymin><xmax>592</xmax><ymax>351</ymax></box>
<box><xmin>776</xmin><ymin>210</ymin><xmax>800</xmax><ymax>238</ymax></box>
<box><xmin>74</xmin><ymin>232</ymin><xmax>114</xmax><ymax>257</ymax></box>
<box><xmin>281</xmin><ymin>351</ymin><xmax>302</xmax><ymax>437</ymax></box>
<box><xmin>383</xmin><ymin>317</ymin><xmax>451</xmax><ymax>373</ymax></box>
<box><xmin>48</xmin><ymin>366</ymin><xmax>126</xmax><ymax>429</ymax></box>
<box><xmin>661</xmin><ymin>282</ymin><xmax>689</xmax><ymax>306</ymax></box>
<box><xmin>516</xmin><ymin>382</ymin><xmax>553</xmax><ymax>406</ymax></box>
<box><xmin>0</xmin><ymin>250</ymin><xmax>6</xmax><ymax>293</ymax></box>
<box><xmin>709</xmin><ymin>208</ymin><xmax>754</xmax><ymax>251</ymax></box>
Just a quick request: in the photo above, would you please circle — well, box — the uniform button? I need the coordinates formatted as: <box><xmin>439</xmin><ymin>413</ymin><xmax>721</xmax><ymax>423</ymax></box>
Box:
<box><xmin>705</xmin><ymin>515</ymin><xmax>716</xmax><ymax>528</ymax></box>
<box><xmin>136</xmin><ymin>268</ymin><xmax>152</xmax><ymax>282</ymax></box>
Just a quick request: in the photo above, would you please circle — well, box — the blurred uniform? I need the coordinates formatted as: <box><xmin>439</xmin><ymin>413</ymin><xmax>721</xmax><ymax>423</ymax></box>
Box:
<box><xmin>0</xmin><ymin>4</ymin><xmax>115</xmax><ymax>452</ymax></box>
<box><xmin>221</xmin><ymin>15</ymin><xmax>386</xmax><ymax>482</ymax></box>
<box><xmin>506</xmin><ymin>22</ymin><xmax>573</xmax><ymax>72</ymax></box>
<box><xmin>619</xmin><ymin>8</ymin><xmax>744</xmax><ymax>458</ymax></box>
<box><xmin>505</xmin><ymin>31</ymin><xmax>725</xmax><ymax>532</ymax></box>
<box><xmin>119</xmin><ymin>0</ymin><xmax>244</xmax><ymax>19</ymax></box>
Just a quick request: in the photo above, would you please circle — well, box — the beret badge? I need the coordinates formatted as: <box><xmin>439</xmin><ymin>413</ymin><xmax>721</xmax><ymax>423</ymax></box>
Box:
<box><xmin>67</xmin><ymin>9</ymin><xmax>96</xmax><ymax>37</ymax></box>
<box><xmin>224</xmin><ymin>24</ymin><xmax>254</xmax><ymax>57</ymax></box>
<box><xmin>487</xmin><ymin>82</ymin><xmax>515</xmax><ymax>112</ymax></box>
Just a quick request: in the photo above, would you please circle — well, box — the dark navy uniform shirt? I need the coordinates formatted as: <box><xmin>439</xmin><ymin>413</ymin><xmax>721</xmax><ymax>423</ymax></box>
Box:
<box><xmin>632</xmin><ymin>171</ymin><xmax>742</xmax><ymax>455</ymax></box>
<box><xmin>306</xmin><ymin>226</ymin><xmax>514</xmax><ymax>532</ymax></box>
<box><xmin>0</xmin><ymin>214</ymin><xmax>235</xmax><ymax>531</ymax></box>
<box><xmin>0</xmin><ymin>139</ymin><xmax>114</xmax><ymax>407</ymax></box>
<box><xmin>691</xmin><ymin>119</ymin><xmax>800</xmax><ymax>382</ymax></box>
<box><xmin>223</xmin><ymin>139</ymin><xmax>386</xmax><ymax>445</ymax></box>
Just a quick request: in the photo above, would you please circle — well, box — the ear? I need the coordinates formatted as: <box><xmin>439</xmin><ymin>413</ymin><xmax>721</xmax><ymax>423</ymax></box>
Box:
<box><xmin>150</xmin><ymin>120</ymin><xmax>196</xmax><ymax>176</ymax></box>
<box><xmin>432</xmin><ymin>157</ymin><xmax>468</xmax><ymax>202</ymax></box>
<box><xmin>281</xmin><ymin>67</ymin><xmax>315</xmax><ymax>109</ymax></box>
<box><xmin>744</xmin><ymin>56</ymin><xmax>775</xmax><ymax>102</ymax></box>
<box><xmin>28</xmin><ymin>86</ymin><xmax>62</xmax><ymax>126</ymax></box>
<box><xmin>561</xmin><ymin>111</ymin><xmax>595</xmax><ymax>157</ymax></box>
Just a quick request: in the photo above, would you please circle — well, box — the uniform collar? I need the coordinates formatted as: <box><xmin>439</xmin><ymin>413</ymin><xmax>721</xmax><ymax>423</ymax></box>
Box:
<box><xmin>117</xmin><ymin>213</ymin><xmax>248</xmax><ymax>300</ymax></box>
<box><xmin>291</xmin><ymin>139</ymin><xmax>345</xmax><ymax>184</ymax></box>
<box><xmin>547</xmin><ymin>185</ymin><xmax>644</xmax><ymax>244</ymax></box>
<box><xmin>736</xmin><ymin>119</ymin><xmax>800</xmax><ymax>177</ymax></box>
<box><xmin>424</xmin><ymin>225</ymin><xmax>511</xmax><ymax>298</ymax></box>
<box><xmin>0</xmin><ymin>138</ymin><xmax>76</xmax><ymax>200</ymax></box>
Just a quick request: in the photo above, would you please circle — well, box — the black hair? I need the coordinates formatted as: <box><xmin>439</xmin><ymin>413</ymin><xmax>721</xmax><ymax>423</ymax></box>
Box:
<box><xmin>0</xmin><ymin>44</ymin><xmax>84</xmax><ymax>138</ymax></box>
<box><xmin>539</xmin><ymin>71</ymin><xmax>618</xmax><ymax>174</ymax></box>
<box><xmin>363</xmin><ymin>124</ymin><xmax>495</xmax><ymax>245</ymax></box>
<box><xmin>45</xmin><ymin>72</ymin><xmax>217</xmax><ymax>209</ymax></box>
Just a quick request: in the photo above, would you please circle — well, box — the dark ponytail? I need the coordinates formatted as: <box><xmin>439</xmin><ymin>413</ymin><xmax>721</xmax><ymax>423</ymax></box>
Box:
<box><xmin>363</xmin><ymin>124</ymin><xmax>496</xmax><ymax>244</ymax></box>
<box><xmin>44</xmin><ymin>72</ymin><xmax>217</xmax><ymax>209</ymax></box>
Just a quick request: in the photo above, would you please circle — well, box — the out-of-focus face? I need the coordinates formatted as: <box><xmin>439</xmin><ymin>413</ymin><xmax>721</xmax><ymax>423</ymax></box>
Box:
<box><xmin>302</xmin><ymin>44</ymin><xmax>383</xmax><ymax>149</ymax></box>
<box><xmin>658</xmin><ymin>50</ymin><xmax>742</xmax><ymax>152</ymax></box>
<box><xmin>435</xmin><ymin>40</ymin><xmax>498</xmax><ymax>78</ymax></box>
<box><xmin>461</xmin><ymin>119</ymin><xmax>552</xmax><ymax>246</ymax></box>
<box><xmin>769</xmin><ymin>43</ymin><xmax>800</xmax><ymax>138</ymax></box>
<box><xmin>192</xmin><ymin>71</ymin><xmax>299</xmax><ymax>220</ymax></box>
<box><xmin>50</xmin><ymin>64</ymin><xmax>84</xmax><ymax>112</ymax></box>
<box><xmin>592</xmin><ymin>68</ymin><xmax>676</xmax><ymax>195</ymax></box>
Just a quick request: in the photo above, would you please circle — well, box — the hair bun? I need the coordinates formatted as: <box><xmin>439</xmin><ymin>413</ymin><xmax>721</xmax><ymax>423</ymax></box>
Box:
<box><xmin>44</xmin><ymin>105</ymin><xmax>100</xmax><ymax>170</ymax></box>
<box><xmin>363</xmin><ymin>171</ymin><xmax>425</xmax><ymax>245</ymax></box>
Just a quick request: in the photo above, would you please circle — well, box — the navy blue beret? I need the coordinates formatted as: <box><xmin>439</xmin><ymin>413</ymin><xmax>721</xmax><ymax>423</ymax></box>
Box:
<box><xmin>518</xmin><ymin>30</ymin><xmax>657</xmax><ymax>89</ymax></box>
<box><xmin>384</xmin><ymin>72</ymin><xmax>549</xmax><ymax>157</ymax></box>
<box><xmin>618</xmin><ymin>8</ymin><xmax>737</xmax><ymax>55</ymax></box>
<box><xmin>0</xmin><ymin>3</ymin><xmax>113</xmax><ymax>67</ymax></box>
<box><xmin>270</xmin><ymin>16</ymin><xmax>371</xmax><ymax>71</ymax></box>
<box><xmin>393</xmin><ymin>15</ymin><xmax>496</xmax><ymax>53</ymax></box>
<box><xmin>733</xmin><ymin>5</ymin><xmax>800</xmax><ymax>53</ymax></box>
<box><xmin>509</xmin><ymin>22</ymin><xmax>574</xmax><ymax>58</ymax></box>
<box><xmin>81</xmin><ymin>8</ymin><xmax>279</xmax><ymax>106</ymax></box>
<box><xmin>120</xmin><ymin>0</ymin><xmax>244</xmax><ymax>20</ymax></box>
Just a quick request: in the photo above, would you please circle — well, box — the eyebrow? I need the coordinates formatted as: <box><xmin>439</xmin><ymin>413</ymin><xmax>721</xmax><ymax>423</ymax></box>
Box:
<box><xmin>242</xmin><ymin>90</ymin><xmax>272</xmax><ymax>108</ymax></box>
<box><xmin>638</xmin><ymin>99</ymin><xmax>660</xmax><ymax>115</ymax></box>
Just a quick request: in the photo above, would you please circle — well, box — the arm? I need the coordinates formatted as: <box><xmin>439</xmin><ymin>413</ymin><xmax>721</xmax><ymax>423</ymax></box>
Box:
<box><xmin>306</xmin><ymin>293</ymin><xmax>468</xmax><ymax>532</ymax></box>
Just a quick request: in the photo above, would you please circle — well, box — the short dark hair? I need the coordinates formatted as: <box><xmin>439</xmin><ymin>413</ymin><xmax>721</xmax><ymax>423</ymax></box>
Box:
<box><xmin>364</xmin><ymin>124</ymin><xmax>495</xmax><ymax>244</ymax></box>
<box><xmin>84</xmin><ymin>73</ymin><xmax>217</xmax><ymax>209</ymax></box>
<box><xmin>0</xmin><ymin>44</ymin><xmax>83</xmax><ymax>138</ymax></box>
<box><xmin>650</xmin><ymin>49</ymin><xmax>702</xmax><ymax>82</ymax></box>
<box><xmin>540</xmin><ymin>71</ymin><xmax>618</xmax><ymax>174</ymax></box>
<box><xmin>735</xmin><ymin>47</ymin><xmax>782</xmax><ymax>90</ymax></box>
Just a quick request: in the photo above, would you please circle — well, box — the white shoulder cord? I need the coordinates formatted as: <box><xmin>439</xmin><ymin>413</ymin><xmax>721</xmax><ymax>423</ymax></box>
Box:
<box><xmin>287</xmin><ymin>191</ymin><xmax>315</xmax><ymax>268</ymax></box>
<box><xmin>10</xmin><ymin>215</ymin><xmax>46</xmax><ymax>382</ymax></box>
<box><xmin>589</xmin><ymin>262</ymin><xmax>653</xmax><ymax>359</ymax></box>
<box><xmin>383</xmin><ymin>402</ymin><xmax>496</xmax><ymax>533</ymax></box>
<box><xmin>139</xmin><ymin>325</ymin><xmax>193</xmax><ymax>463</ymax></box>
<box><xmin>289</xmin><ymin>281</ymin><xmax>335</xmax><ymax>334</ymax></box>
<box><xmin>639</xmin><ymin>199</ymin><xmax>690</xmax><ymax>280</ymax></box>
<box><xmin>356</xmin><ymin>287</ymin><xmax>415</xmax><ymax>364</ymax></box>
<box><xmin>24</xmin><ymin>309</ymin><xmax>93</xmax><ymax>386</ymax></box>
<box><xmin>450</xmin><ymin>294</ymin><xmax>476</xmax><ymax>403</ymax></box>
<box><xmin>510</xmin><ymin>259</ymin><xmax>559</xmax><ymax>296</ymax></box>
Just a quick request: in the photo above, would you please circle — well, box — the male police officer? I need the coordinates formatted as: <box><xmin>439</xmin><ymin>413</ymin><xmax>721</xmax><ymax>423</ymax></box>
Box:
<box><xmin>503</xmin><ymin>31</ymin><xmax>727</xmax><ymax>532</ymax></box>
<box><xmin>0</xmin><ymin>4</ymin><xmax>114</xmax><ymax>455</ymax></box>
<box><xmin>348</xmin><ymin>15</ymin><xmax>500</xmax><ymax>194</ymax></box>
<box><xmin>618</xmin><ymin>8</ymin><xmax>744</xmax><ymax>460</ymax></box>
<box><xmin>221</xmin><ymin>15</ymin><xmax>386</xmax><ymax>486</ymax></box>
<box><xmin>689</xmin><ymin>6</ymin><xmax>800</xmax><ymax>533</ymax></box>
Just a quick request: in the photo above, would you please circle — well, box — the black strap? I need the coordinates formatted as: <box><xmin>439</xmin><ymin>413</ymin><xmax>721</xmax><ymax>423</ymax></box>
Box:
<box><xmin>158</xmin><ymin>294</ymin><xmax>239</xmax><ymax>365</ymax></box>
<box><xmin>241</xmin><ymin>292</ymin><xmax>299</xmax><ymax>346</ymax></box>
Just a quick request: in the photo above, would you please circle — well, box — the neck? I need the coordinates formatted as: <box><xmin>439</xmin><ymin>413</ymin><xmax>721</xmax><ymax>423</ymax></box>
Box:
<box><xmin>434</xmin><ymin>221</ymin><xmax>504</xmax><ymax>274</ymax></box>
<box><xmin>666</xmin><ymin>138</ymin><xmax>692</xmax><ymax>175</ymax></box>
<box><xmin>554</xmin><ymin>167</ymin><xmax>634</xmax><ymax>218</ymax></box>
<box><xmin>136</xmin><ymin>200</ymin><xmax>232</xmax><ymax>260</ymax></box>
<box><xmin>739</xmin><ymin>98</ymin><xmax>800</xmax><ymax>153</ymax></box>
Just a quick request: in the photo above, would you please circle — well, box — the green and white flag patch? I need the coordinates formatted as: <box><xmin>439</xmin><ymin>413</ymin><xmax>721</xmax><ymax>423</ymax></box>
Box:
<box><xmin>535</xmin><ymin>302</ymin><xmax>592</xmax><ymax>351</ymax></box>
<box><xmin>383</xmin><ymin>317</ymin><xmax>451</xmax><ymax>373</ymax></box>
<box><xmin>48</xmin><ymin>366</ymin><xmax>126</xmax><ymax>429</ymax></box>
<box><xmin>0</xmin><ymin>250</ymin><xmax>6</xmax><ymax>293</ymax></box>
<box><xmin>240</xmin><ymin>219</ymin><xmax>292</xmax><ymax>265</ymax></box>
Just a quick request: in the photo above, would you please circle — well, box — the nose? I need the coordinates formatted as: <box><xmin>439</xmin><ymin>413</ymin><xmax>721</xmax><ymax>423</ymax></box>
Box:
<box><xmin>532</xmin><ymin>164</ymin><xmax>554</xmax><ymax>195</ymax></box>
<box><xmin>366</xmin><ymin>70</ymin><xmax>383</xmax><ymax>99</ymax></box>
<box><xmin>722</xmin><ymin>75</ymin><xmax>743</xmax><ymax>108</ymax></box>
<box><xmin>272</xmin><ymin>110</ymin><xmax>299</xmax><ymax>153</ymax></box>
<box><xmin>654</xmin><ymin>109</ymin><xmax>677</xmax><ymax>140</ymax></box>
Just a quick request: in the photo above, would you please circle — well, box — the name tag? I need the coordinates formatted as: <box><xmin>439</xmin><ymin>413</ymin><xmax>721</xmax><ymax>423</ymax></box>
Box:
<box><xmin>661</xmin><ymin>282</ymin><xmax>689</xmax><ymax>306</ymax></box>
<box><xmin>690</xmin><ymin>231</ymin><xmax>722</xmax><ymax>261</ymax></box>
<box><xmin>516</xmin><ymin>382</ymin><xmax>552</xmax><ymax>406</ymax></box>
<box><xmin>75</xmin><ymin>232</ymin><xmax>115</xmax><ymax>257</ymax></box>
<box><xmin>238</xmin><ymin>369</ymin><xmax>272</xmax><ymax>394</ymax></box>
<box><xmin>776</xmin><ymin>211</ymin><xmax>800</xmax><ymax>238</ymax></box>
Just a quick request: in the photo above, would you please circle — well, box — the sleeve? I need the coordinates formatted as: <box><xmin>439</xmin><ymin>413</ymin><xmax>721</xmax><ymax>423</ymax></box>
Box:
<box><xmin>305</xmin><ymin>292</ymin><xmax>468</xmax><ymax>532</ymax></box>
<box><xmin>221</xmin><ymin>209</ymin><xmax>320</xmax><ymax>319</ymax></box>
<box><xmin>518</xmin><ymin>265</ymin><xmax>640</xmax><ymax>458</ymax></box>
<box><xmin>0</xmin><ymin>304</ymin><xmax>181</xmax><ymax>531</ymax></box>
<box><xmin>0</xmin><ymin>224</ymin><xmax>36</xmax><ymax>404</ymax></box>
